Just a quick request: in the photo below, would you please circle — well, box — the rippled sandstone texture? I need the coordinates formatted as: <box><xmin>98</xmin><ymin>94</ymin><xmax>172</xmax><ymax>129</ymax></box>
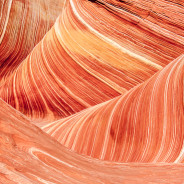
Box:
<box><xmin>1</xmin><ymin>99</ymin><xmax>184</xmax><ymax>183</ymax></box>
<box><xmin>2</xmin><ymin>0</ymin><xmax>184</xmax><ymax>122</ymax></box>
<box><xmin>0</xmin><ymin>0</ymin><xmax>184</xmax><ymax>183</ymax></box>
<box><xmin>43</xmin><ymin>55</ymin><xmax>184</xmax><ymax>162</ymax></box>
<box><xmin>0</xmin><ymin>0</ymin><xmax>64</xmax><ymax>82</ymax></box>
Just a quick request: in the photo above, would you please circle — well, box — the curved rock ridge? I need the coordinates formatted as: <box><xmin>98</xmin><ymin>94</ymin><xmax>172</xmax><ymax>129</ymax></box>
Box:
<box><xmin>1</xmin><ymin>0</ymin><xmax>184</xmax><ymax>122</ymax></box>
<box><xmin>42</xmin><ymin>54</ymin><xmax>184</xmax><ymax>163</ymax></box>
<box><xmin>0</xmin><ymin>0</ymin><xmax>184</xmax><ymax>183</ymax></box>
<box><xmin>2</xmin><ymin>0</ymin><xmax>181</xmax><ymax>122</ymax></box>
<box><xmin>70</xmin><ymin>0</ymin><xmax>184</xmax><ymax>66</ymax></box>
<box><xmin>0</xmin><ymin>0</ymin><xmax>64</xmax><ymax>82</ymax></box>
<box><xmin>2</xmin><ymin>99</ymin><xmax>184</xmax><ymax>184</ymax></box>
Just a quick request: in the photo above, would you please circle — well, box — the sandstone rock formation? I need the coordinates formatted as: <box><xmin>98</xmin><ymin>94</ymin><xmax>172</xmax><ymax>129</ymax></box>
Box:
<box><xmin>1</xmin><ymin>99</ymin><xmax>184</xmax><ymax>183</ymax></box>
<box><xmin>0</xmin><ymin>0</ymin><xmax>184</xmax><ymax>183</ymax></box>
<box><xmin>42</xmin><ymin>54</ymin><xmax>184</xmax><ymax>162</ymax></box>
<box><xmin>0</xmin><ymin>0</ymin><xmax>64</xmax><ymax>82</ymax></box>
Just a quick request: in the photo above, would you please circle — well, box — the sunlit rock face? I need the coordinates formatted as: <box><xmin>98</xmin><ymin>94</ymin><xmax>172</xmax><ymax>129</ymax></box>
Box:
<box><xmin>3</xmin><ymin>0</ymin><xmax>184</xmax><ymax>122</ymax></box>
<box><xmin>0</xmin><ymin>0</ymin><xmax>184</xmax><ymax>183</ymax></box>
<box><xmin>42</xmin><ymin>55</ymin><xmax>184</xmax><ymax>162</ymax></box>
<box><xmin>70</xmin><ymin>0</ymin><xmax>184</xmax><ymax>65</ymax></box>
<box><xmin>0</xmin><ymin>0</ymin><xmax>64</xmax><ymax>82</ymax></box>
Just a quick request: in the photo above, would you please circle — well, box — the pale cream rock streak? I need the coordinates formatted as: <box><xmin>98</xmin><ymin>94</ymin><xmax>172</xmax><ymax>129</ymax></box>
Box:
<box><xmin>42</xmin><ymin>98</ymin><xmax>110</xmax><ymax>136</ymax></box>
<box><xmin>69</xmin><ymin>0</ymin><xmax>162</xmax><ymax>70</ymax></box>
<box><xmin>58</xmin><ymin>116</ymin><xmax>82</xmax><ymax>145</ymax></box>
<box><xmin>29</xmin><ymin>147</ymin><xmax>75</xmax><ymax>169</ymax></box>
<box><xmin>30</xmin><ymin>47</ymin><xmax>55</xmax><ymax>117</ymax></box>
<box><xmin>89</xmin><ymin>107</ymin><xmax>106</xmax><ymax>156</ymax></box>
<box><xmin>55</xmin><ymin>16</ymin><xmax>108</xmax><ymax>100</ymax></box>
<box><xmin>173</xmin><ymin>59</ymin><xmax>184</xmax><ymax>163</ymax></box>
<box><xmin>28</xmin><ymin>174</ymin><xmax>56</xmax><ymax>184</ymax></box>
<box><xmin>74</xmin><ymin>2</ymin><xmax>162</xmax><ymax>76</ymax></box>
<box><xmin>35</xmin><ymin>43</ymin><xmax>70</xmax><ymax>118</ymax></box>
<box><xmin>112</xmin><ymin>95</ymin><xmax>134</xmax><ymax>161</ymax></box>
<box><xmin>0</xmin><ymin>0</ymin><xmax>12</xmax><ymax>44</ymax></box>
<box><xmin>103</xmin><ymin>99</ymin><xmax>120</xmax><ymax>160</ymax></box>
<box><xmin>160</xmin><ymin>60</ymin><xmax>182</xmax><ymax>162</ymax></box>
<box><xmin>71</xmin><ymin>102</ymin><xmax>106</xmax><ymax>150</ymax></box>
<box><xmin>124</xmin><ymin>84</ymin><xmax>147</xmax><ymax>162</ymax></box>
<box><xmin>60</xmin><ymin>119</ymin><xmax>82</xmax><ymax>145</ymax></box>
<box><xmin>42</xmin><ymin>107</ymin><xmax>86</xmax><ymax>133</ymax></box>
<box><xmin>145</xmin><ymin>67</ymin><xmax>168</xmax><ymax>162</ymax></box>
<box><xmin>62</xmin><ymin>107</ymin><xmax>99</xmax><ymax>147</ymax></box>
<box><xmin>162</xmin><ymin>62</ymin><xmax>183</xmax><ymax>162</ymax></box>
<box><xmin>46</xmin><ymin>29</ymin><xmax>102</xmax><ymax>104</ymax></box>
<box><xmin>116</xmin><ymin>92</ymin><xmax>137</xmax><ymax>161</ymax></box>
<box><xmin>108</xmin><ymin>97</ymin><xmax>127</xmax><ymax>160</ymax></box>
<box><xmin>56</xmin><ymin>9</ymin><xmax>126</xmax><ymax>96</ymax></box>
<box><xmin>144</xmin><ymin>70</ymin><xmax>166</xmax><ymax>162</ymax></box>
<box><xmin>59</xmin><ymin>110</ymin><xmax>95</xmax><ymax>144</ymax></box>
<box><xmin>57</xmin><ymin>118</ymin><xmax>81</xmax><ymax>143</ymax></box>
<box><xmin>23</xmin><ymin>60</ymin><xmax>38</xmax><ymax>116</ymax></box>
<box><xmin>70</xmin><ymin>111</ymin><xmax>96</xmax><ymax>149</ymax></box>
<box><xmin>117</xmin><ymin>91</ymin><xmax>139</xmax><ymax>161</ymax></box>
<box><xmin>140</xmin><ymin>19</ymin><xmax>184</xmax><ymax>45</ymax></box>
<box><xmin>165</xmin><ymin>62</ymin><xmax>182</xmax><ymax>162</ymax></box>
<box><xmin>175</xmin><ymin>142</ymin><xmax>184</xmax><ymax>163</ymax></box>
<box><xmin>49</xmin><ymin>99</ymin><xmax>113</xmax><ymax>146</ymax></box>
<box><xmin>40</xmin><ymin>40</ymin><xmax>75</xmax><ymax>117</ymax></box>
<box><xmin>153</xmin><ymin>56</ymin><xmax>182</xmax><ymax>162</ymax></box>
<box><xmin>99</xmin><ymin>93</ymin><xmax>129</xmax><ymax>160</ymax></box>
<box><xmin>86</xmin><ymin>108</ymin><xmax>102</xmax><ymax>155</ymax></box>
<box><xmin>61</xmin><ymin>10</ymin><xmax>128</xmax><ymax>94</ymax></box>
<box><xmin>51</xmin><ymin>97</ymin><xmax>119</xmax><ymax>159</ymax></box>
<box><xmin>27</xmin><ymin>150</ymin><xmax>81</xmax><ymax>183</ymax></box>
<box><xmin>99</xmin><ymin>1</ymin><xmax>184</xmax><ymax>45</ymax></box>
<box><xmin>68</xmin><ymin>3</ymin><xmax>133</xmax><ymax>86</ymax></box>
<box><xmin>99</xmin><ymin>97</ymin><xmax>120</xmax><ymax>159</ymax></box>
<box><xmin>41</xmin><ymin>39</ymin><xmax>90</xmax><ymax>110</ymax></box>
<box><xmin>140</xmin><ymin>73</ymin><xmax>164</xmax><ymax>162</ymax></box>
<box><xmin>45</xmin><ymin>26</ymin><xmax>91</xmax><ymax>109</ymax></box>
<box><xmin>42</xmin><ymin>118</ymin><xmax>66</xmax><ymax>133</ymax></box>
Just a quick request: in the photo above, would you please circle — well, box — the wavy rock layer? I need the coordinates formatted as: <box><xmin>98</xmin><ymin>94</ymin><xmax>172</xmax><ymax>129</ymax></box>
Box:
<box><xmin>2</xmin><ymin>99</ymin><xmax>184</xmax><ymax>184</ymax></box>
<box><xmin>1</xmin><ymin>0</ymin><xmax>184</xmax><ymax>122</ymax></box>
<box><xmin>0</xmin><ymin>0</ymin><xmax>64</xmax><ymax>82</ymax></box>
<box><xmin>42</xmin><ymin>55</ymin><xmax>184</xmax><ymax>163</ymax></box>
<box><xmin>71</xmin><ymin>0</ymin><xmax>184</xmax><ymax>65</ymax></box>
<box><xmin>0</xmin><ymin>0</ymin><xmax>184</xmax><ymax>183</ymax></box>
<box><xmin>2</xmin><ymin>0</ymin><xmax>183</xmax><ymax>122</ymax></box>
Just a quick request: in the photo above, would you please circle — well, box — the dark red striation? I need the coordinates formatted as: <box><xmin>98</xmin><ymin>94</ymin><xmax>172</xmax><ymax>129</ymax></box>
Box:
<box><xmin>0</xmin><ymin>0</ymin><xmax>184</xmax><ymax>183</ymax></box>
<box><xmin>42</xmin><ymin>55</ymin><xmax>184</xmax><ymax>163</ymax></box>
<box><xmin>0</xmin><ymin>0</ymin><xmax>64</xmax><ymax>82</ymax></box>
<box><xmin>1</xmin><ymin>98</ymin><xmax>184</xmax><ymax>183</ymax></box>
